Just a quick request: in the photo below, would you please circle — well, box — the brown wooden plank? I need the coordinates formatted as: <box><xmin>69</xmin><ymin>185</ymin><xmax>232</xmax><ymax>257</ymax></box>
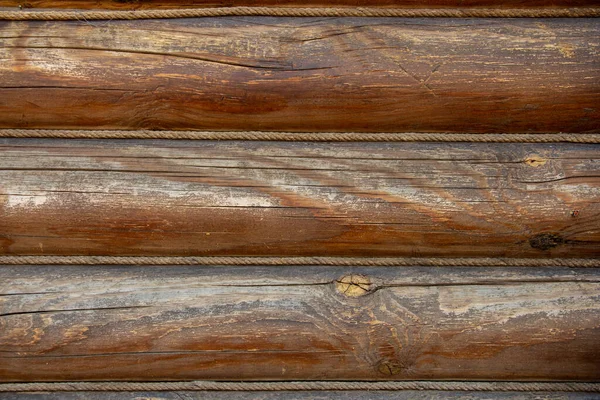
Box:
<box><xmin>0</xmin><ymin>18</ymin><xmax>598</xmax><ymax>133</ymax></box>
<box><xmin>1</xmin><ymin>265</ymin><xmax>598</xmax><ymax>381</ymax></box>
<box><xmin>1</xmin><ymin>139</ymin><xmax>599</xmax><ymax>257</ymax></box>
<box><xmin>1</xmin><ymin>0</ymin><xmax>598</xmax><ymax>10</ymax></box>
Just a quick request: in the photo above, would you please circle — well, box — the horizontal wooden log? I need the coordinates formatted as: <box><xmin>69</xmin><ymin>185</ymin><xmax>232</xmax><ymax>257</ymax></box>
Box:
<box><xmin>2</xmin><ymin>0</ymin><xmax>598</xmax><ymax>10</ymax></box>
<box><xmin>0</xmin><ymin>18</ymin><xmax>598</xmax><ymax>132</ymax></box>
<box><xmin>1</xmin><ymin>139</ymin><xmax>599</xmax><ymax>257</ymax></box>
<box><xmin>1</xmin><ymin>265</ymin><xmax>599</xmax><ymax>381</ymax></box>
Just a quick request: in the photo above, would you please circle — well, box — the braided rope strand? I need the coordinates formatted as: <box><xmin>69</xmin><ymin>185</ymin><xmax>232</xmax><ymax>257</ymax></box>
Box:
<box><xmin>1</xmin><ymin>130</ymin><xmax>600</xmax><ymax>143</ymax></box>
<box><xmin>0</xmin><ymin>256</ymin><xmax>598</xmax><ymax>267</ymax></box>
<box><xmin>1</xmin><ymin>7</ymin><xmax>599</xmax><ymax>20</ymax></box>
<box><xmin>0</xmin><ymin>381</ymin><xmax>599</xmax><ymax>392</ymax></box>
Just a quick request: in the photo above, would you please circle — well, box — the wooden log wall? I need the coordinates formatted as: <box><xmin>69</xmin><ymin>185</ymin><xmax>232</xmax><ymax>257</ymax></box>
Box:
<box><xmin>1</xmin><ymin>1</ymin><xmax>599</xmax><ymax>394</ymax></box>
<box><xmin>0</xmin><ymin>18</ymin><xmax>598</xmax><ymax>132</ymax></box>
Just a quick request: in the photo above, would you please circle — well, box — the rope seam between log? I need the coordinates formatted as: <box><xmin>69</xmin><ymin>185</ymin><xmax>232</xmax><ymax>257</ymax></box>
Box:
<box><xmin>0</xmin><ymin>256</ymin><xmax>598</xmax><ymax>267</ymax></box>
<box><xmin>0</xmin><ymin>381</ymin><xmax>599</xmax><ymax>392</ymax></box>
<box><xmin>0</xmin><ymin>7</ymin><xmax>599</xmax><ymax>20</ymax></box>
<box><xmin>1</xmin><ymin>130</ymin><xmax>600</xmax><ymax>143</ymax></box>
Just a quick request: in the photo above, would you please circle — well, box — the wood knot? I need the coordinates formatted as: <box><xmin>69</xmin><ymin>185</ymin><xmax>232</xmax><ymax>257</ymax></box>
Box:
<box><xmin>529</xmin><ymin>233</ymin><xmax>564</xmax><ymax>251</ymax></box>
<box><xmin>524</xmin><ymin>155</ymin><xmax>547</xmax><ymax>167</ymax></box>
<box><xmin>335</xmin><ymin>274</ymin><xmax>373</xmax><ymax>297</ymax></box>
<box><xmin>377</xmin><ymin>361</ymin><xmax>403</xmax><ymax>376</ymax></box>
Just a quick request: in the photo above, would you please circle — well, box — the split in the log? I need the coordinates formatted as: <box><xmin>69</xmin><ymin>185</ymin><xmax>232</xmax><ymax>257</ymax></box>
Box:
<box><xmin>0</xmin><ymin>18</ymin><xmax>598</xmax><ymax>132</ymax></box>
<box><xmin>1</xmin><ymin>265</ymin><xmax>599</xmax><ymax>381</ymax></box>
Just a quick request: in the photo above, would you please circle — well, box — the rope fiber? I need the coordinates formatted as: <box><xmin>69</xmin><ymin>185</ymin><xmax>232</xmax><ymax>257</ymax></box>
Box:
<box><xmin>1</xmin><ymin>6</ymin><xmax>599</xmax><ymax>20</ymax></box>
<box><xmin>1</xmin><ymin>256</ymin><xmax>598</xmax><ymax>267</ymax></box>
<box><xmin>1</xmin><ymin>130</ymin><xmax>600</xmax><ymax>143</ymax></box>
<box><xmin>1</xmin><ymin>381</ymin><xmax>599</xmax><ymax>392</ymax></box>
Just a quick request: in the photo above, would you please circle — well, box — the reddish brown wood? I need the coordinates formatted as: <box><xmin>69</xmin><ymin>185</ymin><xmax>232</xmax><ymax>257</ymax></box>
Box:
<box><xmin>1</xmin><ymin>265</ymin><xmax>598</xmax><ymax>381</ymax></box>
<box><xmin>0</xmin><ymin>18</ymin><xmax>598</xmax><ymax>133</ymax></box>
<box><xmin>1</xmin><ymin>139</ymin><xmax>599</xmax><ymax>258</ymax></box>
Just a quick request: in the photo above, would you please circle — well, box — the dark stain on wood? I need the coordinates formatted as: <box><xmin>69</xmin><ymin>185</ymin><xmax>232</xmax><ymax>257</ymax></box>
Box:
<box><xmin>529</xmin><ymin>233</ymin><xmax>565</xmax><ymax>251</ymax></box>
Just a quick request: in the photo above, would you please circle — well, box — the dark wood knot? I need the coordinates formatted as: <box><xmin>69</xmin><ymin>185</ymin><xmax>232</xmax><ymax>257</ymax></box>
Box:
<box><xmin>378</xmin><ymin>361</ymin><xmax>403</xmax><ymax>376</ymax></box>
<box><xmin>529</xmin><ymin>233</ymin><xmax>564</xmax><ymax>250</ymax></box>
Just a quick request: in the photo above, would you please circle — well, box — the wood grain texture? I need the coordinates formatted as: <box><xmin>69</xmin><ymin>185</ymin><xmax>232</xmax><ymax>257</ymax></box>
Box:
<box><xmin>2</xmin><ymin>0</ymin><xmax>598</xmax><ymax>10</ymax></box>
<box><xmin>1</xmin><ymin>265</ymin><xmax>599</xmax><ymax>381</ymax></box>
<box><xmin>1</xmin><ymin>139</ymin><xmax>599</xmax><ymax>257</ymax></box>
<box><xmin>0</xmin><ymin>18</ymin><xmax>598</xmax><ymax>133</ymax></box>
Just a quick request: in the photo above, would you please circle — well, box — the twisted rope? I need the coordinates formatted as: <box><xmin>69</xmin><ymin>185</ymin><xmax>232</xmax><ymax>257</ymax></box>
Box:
<box><xmin>0</xmin><ymin>7</ymin><xmax>599</xmax><ymax>20</ymax></box>
<box><xmin>1</xmin><ymin>130</ymin><xmax>599</xmax><ymax>143</ymax></box>
<box><xmin>0</xmin><ymin>256</ymin><xmax>598</xmax><ymax>267</ymax></box>
<box><xmin>0</xmin><ymin>381</ymin><xmax>599</xmax><ymax>392</ymax></box>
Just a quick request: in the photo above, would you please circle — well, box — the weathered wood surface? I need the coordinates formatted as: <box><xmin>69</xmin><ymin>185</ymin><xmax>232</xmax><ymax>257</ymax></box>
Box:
<box><xmin>2</xmin><ymin>392</ymin><xmax>598</xmax><ymax>400</ymax></box>
<box><xmin>0</xmin><ymin>18</ymin><xmax>598</xmax><ymax>133</ymax></box>
<box><xmin>1</xmin><ymin>139</ymin><xmax>599</xmax><ymax>257</ymax></box>
<box><xmin>1</xmin><ymin>265</ymin><xmax>598</xmax><ymax>381</ymax></box>
<box><xmin>2</xmin><ymin>0</ymin><xmax>598</xmax><ymax>10</ymax></box>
